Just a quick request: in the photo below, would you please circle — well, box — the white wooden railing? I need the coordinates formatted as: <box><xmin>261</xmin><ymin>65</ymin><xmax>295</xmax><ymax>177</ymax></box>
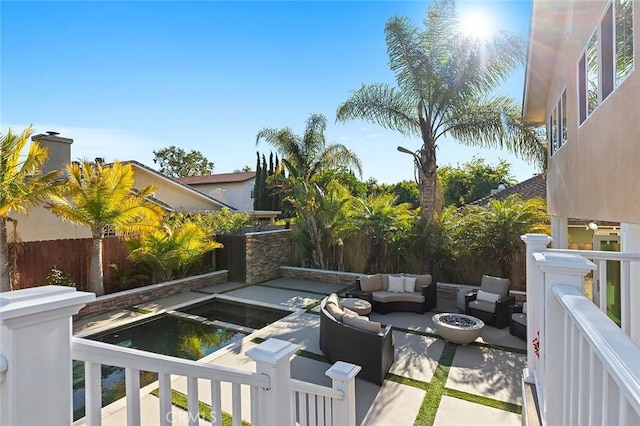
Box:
<box><xmin>548</xmin><ymin>284</ymin><xmax>640</xmax><ymax>425</ymax></box>
<box><xmin>549</xmin><ymin>248</ymin><xmax>640</xmax><ymax>339</ymax></box>
<box><xmin>0</xmin><ymin>286</ymin><xmax>359</xmax><ymax>426</ymax></box>
<box><xmin>522</xmin><ymin>235</ymin><xmax>640</xmax><ymax>426</ymax></box>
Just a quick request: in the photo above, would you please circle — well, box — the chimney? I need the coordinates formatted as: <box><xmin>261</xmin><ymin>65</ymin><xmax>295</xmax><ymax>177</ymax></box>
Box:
<box><xmin>31</xmin><ymin>131</ymin><xmax>73</xmax><ymax>173</ymax></box>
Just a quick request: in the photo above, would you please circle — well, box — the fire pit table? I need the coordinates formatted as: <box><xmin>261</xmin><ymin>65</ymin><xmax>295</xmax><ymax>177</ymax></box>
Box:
<box><xmin>432</xmin><ymin>313</ymin><xmax>485</xmax><ymax>345</ymax></box>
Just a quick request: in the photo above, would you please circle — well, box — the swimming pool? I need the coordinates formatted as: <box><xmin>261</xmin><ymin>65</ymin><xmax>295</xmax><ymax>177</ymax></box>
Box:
<box><xmin>73</xmin><ymin>296</ymin><xmax>294</xmax><ymax>420</ymax></box>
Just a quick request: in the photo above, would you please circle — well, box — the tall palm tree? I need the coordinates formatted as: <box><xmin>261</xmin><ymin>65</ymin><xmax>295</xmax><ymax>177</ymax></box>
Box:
<box><xmin>336</xmin><ymin>0</ymin><xmax>545</xmax><ymax>222</ymax></box>
<box><xmin>0</xmin><ymin>126</ymin><xmax>61</xmax><ymax>291</ymax></box>
<box><xmin>48</xmin><ymin>161</ymin><xmax>164</xmax><ymax>295</ymax></box>
<box><xmin>256</xmin><ymin>113</ymin><xmax>363</xmax><ymax>183</ymax></box>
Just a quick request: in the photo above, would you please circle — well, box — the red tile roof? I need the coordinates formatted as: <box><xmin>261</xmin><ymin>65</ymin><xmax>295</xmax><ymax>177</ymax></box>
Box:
<box><xmin>176</xmin><ymin>172</ymin><xmax>256</xmax><ymax>185</ymax></box>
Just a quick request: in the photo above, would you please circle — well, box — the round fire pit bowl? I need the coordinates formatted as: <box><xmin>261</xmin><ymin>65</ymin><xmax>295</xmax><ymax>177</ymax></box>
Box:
<box><xmin>432</xmin><ymin>313</ymin><xmax>485</xmax><ymax>345</ymax></box>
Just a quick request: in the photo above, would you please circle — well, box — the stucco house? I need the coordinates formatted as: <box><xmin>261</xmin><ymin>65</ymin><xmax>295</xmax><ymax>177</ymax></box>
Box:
<box><xmin>523</xmin><ymin>0</ymin><xmax>639</xmax><ymax>249</ymax></box>
<box><xmin>7</xmin><ymin>132</ymin><xmax>232</xmax><ymax>242</ymax></box>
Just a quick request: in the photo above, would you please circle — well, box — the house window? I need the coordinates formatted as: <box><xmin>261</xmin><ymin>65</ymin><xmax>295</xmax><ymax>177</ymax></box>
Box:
<box><xmin>250</xmin><ymin>186</ymin><xmax>255</xmax><ymax>199</ymax></box>
<box><xmin>615</xmin><ymin>0</ymin><xmax>634</xmax><ymax>85</ymax></box>
<box><xmin>549</xmin><ymin>89</ymin><xmax>568</xmax><ymax>156</ymax></box>
<box><xmin>579</xmin><ymin>0</ymin><xmax>634</xmax><ymax>125</ymax></box>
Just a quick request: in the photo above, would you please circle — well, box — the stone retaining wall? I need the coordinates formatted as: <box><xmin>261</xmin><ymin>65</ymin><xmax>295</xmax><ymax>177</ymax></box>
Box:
<box><xmin>75</xmin><ymin>270</ymin><xmax>228</xmax><ymax>320</ymax></box>
<box><xmin>245</xmin><ymin>230</ymin><xmax>293</xmax><ymax>284</ymax></box>
<box><xmin>280</xmin><ymin>266</ymin><xmax>360</xmax><ymax>285</ymax></box>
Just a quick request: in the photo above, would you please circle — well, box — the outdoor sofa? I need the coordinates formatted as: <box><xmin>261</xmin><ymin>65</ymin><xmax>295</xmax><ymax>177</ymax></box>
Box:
<box><xmin>346</xmin><ymin>273</ymin><xmax>437</xmax><ymax>314</ymax></box>
<box><xmin>319</xmin><ymin>294</ymin><xmax>394</xmax><ymax>385</ymax></box>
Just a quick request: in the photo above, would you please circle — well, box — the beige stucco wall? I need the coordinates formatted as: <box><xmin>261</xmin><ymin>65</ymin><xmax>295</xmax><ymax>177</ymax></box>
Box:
<box><xmin>534</xmin><ymin>0</ymin><xmax>640</xmax><ymax>225</ymax></box>
<box><xmin>193</xmin><ymin>180</ymin><xmax>255</xmax><ymax>211</ymax></box>
<box><xmin>132</xmin><ymin>166</ymin><xmax>222</xmax><ymax>212</ymax></box>
<box><xmin>8</xmin><ymin>205</ymin><xmax>91</xmax><ymax>242</ymax></box>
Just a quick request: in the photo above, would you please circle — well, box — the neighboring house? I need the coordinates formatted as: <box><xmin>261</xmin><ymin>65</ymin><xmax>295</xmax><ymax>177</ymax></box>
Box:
<box><xmin>523</xmin><ymin>0</ymin><xmax>639</xmax><ymax>251</ymax></box>
<box><xmin>7</xmin><ymin>132</ymin><xmax>231</xmax><ymax>242</ymax></box>
<box><xmin>177</xmin><ymin>172</ymin><xmax>256</xmax><ymax>212</ymax></box>
<box><xmin>177</xmin><ymin>173</ymin><xmax>281</xmax><ymax>224</ymax></box>
<box><xmin>468</xmin><ymin>174</ymin><xmax>620</xmax><ymax>249</ymax></box>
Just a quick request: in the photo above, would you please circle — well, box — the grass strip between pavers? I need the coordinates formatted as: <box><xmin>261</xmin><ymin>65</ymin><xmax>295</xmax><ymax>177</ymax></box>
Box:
<box><xmin>443</xmin><ymin>388</ymin><xmax>522</xmax><ymax>414</ymax></box>
<box><xmin>415</xmin><ymin>341</ymin><xmax>457</xmax><ymax>426</ymax></box>
<box><xmin>150</xmin><ymin>388</ymin><xmax>250</xmax><ymax>426</ymax></box>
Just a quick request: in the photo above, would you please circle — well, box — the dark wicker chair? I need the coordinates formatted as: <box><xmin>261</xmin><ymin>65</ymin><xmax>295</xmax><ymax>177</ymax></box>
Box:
<box><xmin>319</xmin><ymin>297</ymin><xmax>394</xmax><ymax>385</ymax></box>
<box><xmin>509</xmin><ymin>304</ymin><xmax>527</xmax><ymax>340</ymax></box>
<box><xmin>464</xmin><ymin>275</ymin><xmax>515</xmax><ymax>329</ymax></box>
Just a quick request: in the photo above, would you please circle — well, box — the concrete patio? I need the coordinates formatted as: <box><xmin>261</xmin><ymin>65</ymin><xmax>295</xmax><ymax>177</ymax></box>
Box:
<box><xmin>73</xmin><ymin>277</ymin><xmax>526</xmax><ymax>426</ymax></box>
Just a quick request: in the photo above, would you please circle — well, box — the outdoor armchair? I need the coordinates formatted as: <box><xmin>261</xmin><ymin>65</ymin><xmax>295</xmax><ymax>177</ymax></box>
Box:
<box><xmin>464</xmin><ymin>275</ymin><xmax>515</xmax><ymax>329</ymax></box>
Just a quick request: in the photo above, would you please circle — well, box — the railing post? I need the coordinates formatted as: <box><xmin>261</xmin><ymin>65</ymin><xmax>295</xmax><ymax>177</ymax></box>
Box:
<box><xmin>325</xmin><ymin>361</ymin><xmax>361</xmax><ymax>426</ymax></box>
<box><xmin>246</xmin><ymin>338</ymin><xmax>299</xmax><ymax>426</ymax></box>
<box><xmin>533</xmin><ymin>252</ymin><xmax>596</xmax><ymax>425</ymax></box>
<box><xmin>0</xmin><ymin>286</ymin><xmax>95</xmax><ymax>426</ymax></box>
<box><xmin>520</xmin><ymin>234</ymin><xmax>552</xmax><ymax>386</ymax></box>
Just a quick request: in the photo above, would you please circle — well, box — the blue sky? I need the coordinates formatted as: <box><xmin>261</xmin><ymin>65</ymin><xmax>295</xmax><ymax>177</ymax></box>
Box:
<box><xmin>1</xmin><ymin>0</ymin><xmax>535</xmax><ymax>184</ymax></box>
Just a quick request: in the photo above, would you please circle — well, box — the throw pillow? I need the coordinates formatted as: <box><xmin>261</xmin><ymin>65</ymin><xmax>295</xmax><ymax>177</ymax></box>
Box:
<box><xmin>388</xmin><ymin>275</ymin><xmax>405</xmax><ymax>293</ymax></box>
<box><xmin>476</xmin><ymin>289</ymin><xmax>501</xmax><ymax>304</ymax></box>
<box><xmin>327</xmin><ymin>293</ymin><xmax>340</xmax><ymax>307</ymax></box>
<box><xmin>359</xmin><ymin>274</ymin><xmax>383</xmax><ymax>292</ymax></box>
<box><xmin>404</xmin><ymin>274</ymin><xmax>432</xmax><ymax>291</ymax></box>
<box><xmin>343</xmin><ymin>315</ymin><xmax>382</xmax><ymax>333</ymax></box>
<box><xmin>404</xmin><ymin>276</ymin><xmax>417</xmax><ymax>293</ymax></box>
<box><xmin>522</xmin><ymin>302</ymin><xmax>527</xmax><ymax>314</ymax></box>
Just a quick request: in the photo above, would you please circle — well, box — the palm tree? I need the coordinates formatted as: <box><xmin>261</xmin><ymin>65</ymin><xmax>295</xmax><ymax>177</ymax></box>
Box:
<box><xmin>0</xmin><ymin>126</ymin><xmax>61</xmax><ymax>291</ymax></box>
<box><xmin>256</xmin><ymin>113</ymin><xmax>363</xmax><ymax>184</ymax></box>
<box><xmin>336</xmin><ymin>0</ymin><xmax>545</xmax><ymax>222</ymax></box>
<box><xmin>125</xmin><ymin>220</ymin><xmax>222</xmax><ymax>283</ymax></box>
<box><xmin>48</xmin><ymin>161</ymin><xmax>164</xmax><ymax>295</ymax></box>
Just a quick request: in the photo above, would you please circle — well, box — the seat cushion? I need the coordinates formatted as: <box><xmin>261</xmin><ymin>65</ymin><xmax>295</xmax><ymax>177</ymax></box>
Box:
<box><xmin>359</xmin><ymin>274</ymin><xmax>383</xmax><ymax>292</ymax></box>
<box><xmin>325</xmin><ymin>302</ymin><xmax>345</xmax><ymax>321</ymax></box>
<box><xmin>372</xmin><ymin>291</ymin><xmax>425</xmax><ymax>303</ymax></box>
<box><xmin>480</xmin><ymin>275</ymin><xmax>510</xmax><ymax>299</ymax></box>
<box><xmin>511</xmin><ymin>312</ymin><xmax>527</xmax><ymax>327</ymax></box>
<box><xmin>469</xmin><ymin>299</ymin><xmax>496</xmax><ymax>314</ymax></box>
<box><xmin>327</xmin><ymin>293</ymin><xmax>340</xmax><ymax>307</ymax></box>
<box><xmin>343</xmin><ymin>315</ymin><xmax>382</xmax><ymax>333</ymax></box>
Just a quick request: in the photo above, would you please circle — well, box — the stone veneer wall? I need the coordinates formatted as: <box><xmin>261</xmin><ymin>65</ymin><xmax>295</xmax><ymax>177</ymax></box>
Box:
<box><xmin>75</xmin><ymin>270</ymin><xmax>228</xmax><ymax>320</ymax></box>
<box><xmin>245</xmin><ymin>229</ymin><xmax>293</xmax><ymax>285</ymax></box>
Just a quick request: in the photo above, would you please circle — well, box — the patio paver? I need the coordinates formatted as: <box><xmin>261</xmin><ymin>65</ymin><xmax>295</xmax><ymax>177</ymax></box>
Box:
<box><xmin>433</xmin><ymin>395</ymin><xmax>521</xmax><ymax>426</ymax></box>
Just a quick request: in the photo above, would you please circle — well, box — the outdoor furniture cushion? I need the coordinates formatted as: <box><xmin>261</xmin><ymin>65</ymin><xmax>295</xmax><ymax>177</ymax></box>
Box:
<box><xmin>343</xmin><ymin>315</ymin><xmax>382</xmax><ymax>333</ymax></box>
<box><xmin>405</xmin><ymin>274</ymin><xmax>433</xmax><ymax>292</ymax></box>
<box><xmin>388</xmin><ymin>275</ymin><xmax>405</xmax><ymax>293</ymax></box>
<box><xmin>325</xmin><ymin>302</ymin><xmax>345</xmax><ymax>320</ymax></box>
<box><xmin>468</xmin><ymin>299</ymin><xmax>496</xmax><ymax>313</ymax></box>
<box><xmin>360</xmin><ymin>274</ymin><xmax>383</xmax><ymax>292</ymax></box>
<box><xmin>327</xmin><ymin>292</ymin><xmax>341</xmax><ymax>307</ymax></box>
<box><xmin>522</xmin><ymin>302</ymin><xmax>528</xmax><ymax>314</ymax></box>
<box><xmin>476</xmin><ymin>290</ymin><xmax>501</xmax><ymax>304</ymax></box>
<box><xmin>372</xmin><ymin>291</ymin><xmax>425</xmax><ymax>304</ymax></box>
<box><xmin>404</xmin><ymin>276</ymin><xmax>417</xmax><ymax>293</ymax></box>
<box><xmin>480</xmin><ymin>275</ymin><xmax>510</xmax><ymax>299</ymax></box>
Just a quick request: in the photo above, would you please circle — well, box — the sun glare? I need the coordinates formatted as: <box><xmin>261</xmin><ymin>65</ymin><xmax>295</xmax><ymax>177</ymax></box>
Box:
<box><xmin>458</xmin><ymin>11</ymin><xmax>494</xmax><ymax>40</ymax></box>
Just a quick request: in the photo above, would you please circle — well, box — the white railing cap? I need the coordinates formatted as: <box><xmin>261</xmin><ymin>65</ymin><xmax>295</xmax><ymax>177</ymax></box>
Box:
<box><xmin>521</xmin><ymin>234</ymin><xmax>553</xmax><ymax>245</ymax></box>
<box><xmin>246</xmin><ymin>338</ymin><xmax>299</xmax><ymax>365</ymax></box>
<box><xmin>325</xmin><ymin>361</ymin><xmax>361</xmax><ymax>381</ymax></box>
<box><xmin>533</xmin><ymin>251</ymin><xmax>596</xmax><ymax>274</ymax></box>
<box><xmin>0</xmin><ymin>286</ymin><xmax>95</xmax><ymax>324</ymax></box>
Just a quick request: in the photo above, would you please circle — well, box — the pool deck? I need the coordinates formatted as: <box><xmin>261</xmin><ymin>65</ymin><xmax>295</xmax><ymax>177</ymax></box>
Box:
<box><xmin>73</xmin><ymin>278</ymin><xmax>527</xmax><ymax>426</ymax></box>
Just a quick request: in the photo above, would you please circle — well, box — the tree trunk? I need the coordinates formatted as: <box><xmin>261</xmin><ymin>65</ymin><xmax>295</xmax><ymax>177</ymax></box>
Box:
<box><xmin>0</xmin><ymin>217</ymin><xmax>10</xmax><ymax>292</ymax></box>
<box><xmin>418</xmin><ymin>115</ymin><xmax>439</xmax><ymax>274</ymax></box>
<box><xmin>89</xmin><ymin>233</ymin><xmax>105</xmax><ymax>296</ymax></box>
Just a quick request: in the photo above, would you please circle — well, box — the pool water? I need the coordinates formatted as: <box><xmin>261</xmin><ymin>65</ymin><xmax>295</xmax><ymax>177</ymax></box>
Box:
<box><xmin>177</xmin><ymin>297</ymin><xmax>292</xmax><ymax>329</ymax></box>
<box><xmin>73</xmin><ymin>314</ymin><xmax>244</xmax><ymax>420</ymax></box>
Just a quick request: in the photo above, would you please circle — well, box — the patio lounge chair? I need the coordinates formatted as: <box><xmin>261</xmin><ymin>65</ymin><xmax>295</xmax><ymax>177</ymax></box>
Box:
<box><xmin>509</xmin><ymin>303</ymin><xmax>527</xmax><ymax>340</ymax></box>
<box><xmin>464</xmin><ymin>275</ymin><xmax>515</xmax><ymax>329</ymax></box>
